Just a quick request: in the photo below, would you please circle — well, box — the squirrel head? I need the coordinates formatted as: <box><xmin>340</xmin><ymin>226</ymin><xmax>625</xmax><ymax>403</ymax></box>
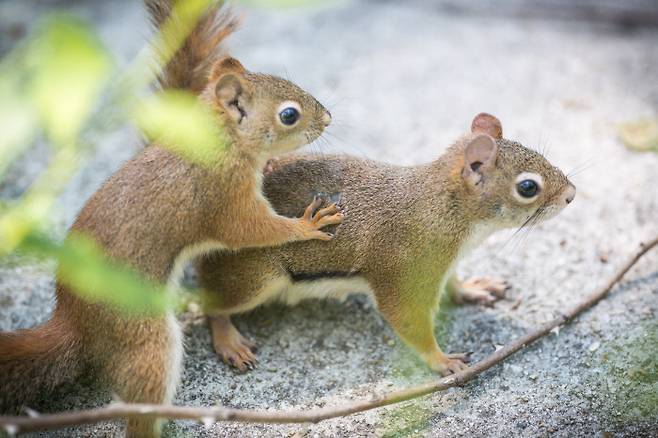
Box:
<box><xmin>204</xmin><ymin>57</ymin><xmax>331</xmax><ymax>156</ymax></box>
<box><xmin>452</xmin><ymin>113</ymin><xmax>576</xmax><ymax>228</ymax></box>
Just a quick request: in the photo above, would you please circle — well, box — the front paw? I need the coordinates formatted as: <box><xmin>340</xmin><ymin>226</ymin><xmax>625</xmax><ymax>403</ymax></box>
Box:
<box><xmin>263</xmin><ymin>157</ymin><xmax>279</xmax><ymax>175</ymax></box>
<box><xmin>454</xmin><ymin>277</ymin><xmax>509</xmax><ymax>307</ymax></box>
<box><xmin>297</xmin><ymin>196</ymin><xmax>344</xmax><ymax>241</ymax></box>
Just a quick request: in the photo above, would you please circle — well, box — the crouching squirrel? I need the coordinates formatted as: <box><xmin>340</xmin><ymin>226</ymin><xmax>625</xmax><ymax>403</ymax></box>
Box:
<box><xmin>196</xmin><ymin>113</ymin><xmax>576</xmax><ymax>375</ymax></box>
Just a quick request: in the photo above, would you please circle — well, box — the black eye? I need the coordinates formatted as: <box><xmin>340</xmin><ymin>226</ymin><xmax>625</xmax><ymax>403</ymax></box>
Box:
<box><xmin>517</xmin><ymin>179</ymin><xmax>539</xmax><ymax>198</ymax></box>
<box><xmin>279</xmin><ymin>107</ymin><xmax>300</xmax><ymax>126</ymax></box>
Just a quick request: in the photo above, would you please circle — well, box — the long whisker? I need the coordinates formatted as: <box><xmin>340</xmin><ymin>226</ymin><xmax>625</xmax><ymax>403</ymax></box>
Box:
<box><xmin>516</xmin><ymin>207</ymin><xmax>547</xmax><ymax>251</ymax></box>
<box><xmin>566</xmin><ymin>157</ymin><xmax>599</xmax><ymax>179</ymax></box>
<box><xmin>502</xmin><ymin>206</ymin><xmax>545</xmax><ymax>254</ymax></box>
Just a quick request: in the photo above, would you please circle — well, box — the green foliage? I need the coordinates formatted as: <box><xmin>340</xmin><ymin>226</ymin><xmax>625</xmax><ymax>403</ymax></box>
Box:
<box><xmin>22</xmin><ymin>233</ymin><xmax>170</xmax><ymax>314</ymax></box>
<box><xmin>600</xmin><ymin>320</ymin><xmax>658</xmax><ymax>421</ymax></box>
<box><xmin>135</xmin><ymin>90</ymin><xmax>228</xmax><ymax>166</ymax></box>
<box><xmin>0</xmin><ymin>0</ymin><xmax>319</xmax><ymax>315</ymax></box>
<box><xmin>0</xmin><ymin>18</ymin><xmax>110</xmax><ymax>255</ymax></box>
<box><xmin>27</xmin><ymin>16</ymin><xmax>112</xmax><ymax>146</ymax></box>
<box><xmin>0</xmin><ymin>6</ymin><xmax>221</xmax><ymax>315</ymax></box>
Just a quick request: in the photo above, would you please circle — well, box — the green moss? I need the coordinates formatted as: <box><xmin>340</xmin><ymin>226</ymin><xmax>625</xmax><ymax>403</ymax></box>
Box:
<box><xmin>380</xmin><ymin>403</ymin><xmax>433</xmax><ymax>438</ymax></box>
<box><xmin>600</xmin><ymin>320</ymin><xmax>658</xmax><ymax>420</ymax></box>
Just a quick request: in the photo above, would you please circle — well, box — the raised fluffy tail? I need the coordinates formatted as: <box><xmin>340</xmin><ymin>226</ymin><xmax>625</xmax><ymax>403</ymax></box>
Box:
<box><xmin>145</xmin><ymin>0</ymin><xmax>239</xmax><ymax>93</ymax></box>
<box><xmin>0</xmin><ymin>314</ymin><xmax>82</xmax><ymax>413</ymax></box>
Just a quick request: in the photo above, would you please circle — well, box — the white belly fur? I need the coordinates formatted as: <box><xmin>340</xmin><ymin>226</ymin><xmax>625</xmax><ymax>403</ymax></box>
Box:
<box><xmin>276</xmin><ymin>276</ymin><xmax>375</xmax><ymax>307</ymax></box>
<box><xmin>164</xmin><ymin>240</ymin><xmax>228</xmax><ymax>403</ymax></box>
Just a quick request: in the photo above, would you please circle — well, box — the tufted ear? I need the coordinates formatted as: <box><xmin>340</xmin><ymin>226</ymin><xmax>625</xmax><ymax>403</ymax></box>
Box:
<box><xmin>209</xmin><ymin>56</ymin><xmax>246</xmax><ymax>81</ymax></box>
<box><xmin>461</xmin><ymin>134</ymin><xmax>498</xmax><ymax>187</ymax></box>
<box><xmin>212</xmin><ymin>58</ymin><xmax>253</xmax><ymax>126</ymax></box>
<box><xmin>471</xmin><ymin>113</ymin><xmax>503</xmax><ymax>139</ymax></box>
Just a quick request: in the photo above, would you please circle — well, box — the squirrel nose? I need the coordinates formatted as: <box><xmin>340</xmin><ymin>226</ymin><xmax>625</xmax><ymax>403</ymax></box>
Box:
<box><xmin>322</xmin><ymin>110</ymin><xmax>332</xmax><ymax>127</ymax></box>
<box><xmin>564</xmin><ymin>184</ymin><xmax>576</xmax><ymax>204</ymax></box>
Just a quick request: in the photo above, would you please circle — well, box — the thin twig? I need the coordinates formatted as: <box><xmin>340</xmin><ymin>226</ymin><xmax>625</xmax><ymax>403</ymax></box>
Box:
<box><xmin>1</xmin><ymin>236</ymin><xmax>657</xmax><ymax>434</ymax></box>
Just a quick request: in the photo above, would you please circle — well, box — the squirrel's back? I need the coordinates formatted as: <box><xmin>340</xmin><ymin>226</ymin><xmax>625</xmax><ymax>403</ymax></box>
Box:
<box><xmin>145</xmin><ymin>0</ymin><xmax>239</xmax><ymax>93</ymax></box>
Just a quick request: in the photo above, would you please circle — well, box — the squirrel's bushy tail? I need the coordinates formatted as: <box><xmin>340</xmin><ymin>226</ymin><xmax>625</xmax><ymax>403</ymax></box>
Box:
<box><xmin>145</xmin><ymin>0</ymin><xmax>239</xmax><ymax>93</ymax></box>
<box><xmin>0</xmin><ymin>313</ymin><xmax>82</xmax><ymax>413</ymax></box>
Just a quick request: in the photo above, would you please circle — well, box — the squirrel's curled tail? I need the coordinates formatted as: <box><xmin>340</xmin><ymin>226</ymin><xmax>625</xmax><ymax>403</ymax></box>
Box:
<box><xmin>0</xmin><ymin>312</ymin><xmax>82</xmax><ymax>413</ymax></box>
<box><xmin>145</xmin><ymin>0</ymin><xmax>239</xmax><ymax>93</ymax></box>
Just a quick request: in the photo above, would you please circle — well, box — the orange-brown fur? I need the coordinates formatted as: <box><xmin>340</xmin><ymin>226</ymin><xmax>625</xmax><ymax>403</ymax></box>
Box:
<box><xmin>0</xmin><ymin>1</ymin><xmax>339</xmax><ymax>436</ymax></box>
<box><xmin>197</xmin><ymin>114</ymin><xmax>577</xmax><ymax>376</ymax></box>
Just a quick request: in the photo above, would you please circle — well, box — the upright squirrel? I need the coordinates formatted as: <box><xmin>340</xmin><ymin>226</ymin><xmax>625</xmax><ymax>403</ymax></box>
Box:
<box><xmin>197</xmin><ymin>113</ymin><xmax>576</xmax><ymax>375</ymax></box>
<box><xmin>0</xmin><ymin>1</ymin><xmax>341</xmax><ymax>436</ymax></box>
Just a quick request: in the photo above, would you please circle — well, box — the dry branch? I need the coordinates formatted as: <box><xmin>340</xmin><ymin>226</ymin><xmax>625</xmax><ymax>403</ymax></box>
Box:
<box><xmin>1</xmin><ymin>236</ymin><xmax>657</xmax><ymax>435</ymax></box>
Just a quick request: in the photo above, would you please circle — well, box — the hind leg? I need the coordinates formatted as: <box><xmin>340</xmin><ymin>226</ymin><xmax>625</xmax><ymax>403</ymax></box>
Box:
<box><xmin>204</xmin><ymin>274</ymin><xmax>289</xmax><ymax>371</ymax></box>
<box><xmin>209</xmin><ymin>315</ymin><xmax>257</xmax><ymax>371</ymax></box>
<box><xmin>197</xmin><ymin>251</ymin><xmax>288</xmax><ymax>371</ymax></box>
<box><xmin>101</xmin><ymin>314</ymin><xmax>183</xmax><ymax>437</ymax></box>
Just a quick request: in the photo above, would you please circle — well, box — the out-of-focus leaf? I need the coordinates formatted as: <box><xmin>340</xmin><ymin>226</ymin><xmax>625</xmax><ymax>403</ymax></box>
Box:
<box><xmin>0</xmin><ymin>147</ymin><xmax>80</xmax><ymax>255</ymax></box>
<box><xmin>27</xmin><ymin>16</ymin><xmax>112</xmax><ymax>146</ymax></box>
<box><xmin>151</xmin><ymin>0</ymin><xmax>215</xmax><ymax>69</ymax></box>
<box><xmin>0</xmin><ymin>96</ymin><xmax>37</xmax><ymax>177</ymax></box>
<box><xmin>0</xmin><ymin>37</ymin><xmax>36</xmax><ymax>177</ymax></box>
<box><xmin>619</xmin><ymin>119</ymin><xmax>658</xmax><ymax>153</ymax></box>
<box><xmin>135</xmin><ymin>90</ymin><xmax>227</xmax><ymax>166</ymax></box>
<box><xmin>22</xmin><ymin>232</ymin><xmax>170</xmax><ymax>315</ymax></box>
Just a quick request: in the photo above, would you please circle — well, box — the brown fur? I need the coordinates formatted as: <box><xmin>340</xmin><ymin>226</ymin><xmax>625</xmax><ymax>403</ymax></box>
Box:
<box><xmin>197</xmin><ymin>114</ymin><xmax>577</xmax><ymax>376</ymax></box>
<box><xmin>0</xmin><ymin>1</ymin><xmax>337</xmax><ymax>436</ymax></box>
<box><xmin>145</xmin><ymin>0</ymin><xmax>239</xmax><ymax>93</ymax></box>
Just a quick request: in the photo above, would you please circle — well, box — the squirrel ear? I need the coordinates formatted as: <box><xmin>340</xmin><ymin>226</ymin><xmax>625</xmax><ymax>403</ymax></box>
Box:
<box><xmin>462</xmin><ymin>134</ymin><xmax>498</xmax><ymax>186</ymax></box>
<box><xmin>471</xmin><ymin>113</ymin><xmax>503</xmax><ymax>139</ymax></box>
<box><xmin>215</xmin><ymin>73</ymin><xmax>252</xmax><ymax>125</ymax></box>
<box><xmin>209</xmin><ymin>56</ymin><xmax>247</xmax><ymax>81</ymax></box>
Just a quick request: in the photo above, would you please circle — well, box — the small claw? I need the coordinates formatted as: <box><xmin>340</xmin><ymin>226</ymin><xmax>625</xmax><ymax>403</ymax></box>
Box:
<box><xmin>316</xmin><ymin>213</ymin><xmax>343</xmax><ymax>228</ymax></box>
<box><xmin>310</xmin><ymin>231</ymin><xmax>333</xmax><ymax>241</ymax></box>
<box><xmin>314</xmin><ymin>202</ymin><xmax>339</xmax><ymax>220</ymax></box>
<box><xmin>303</xmin><ymin>196</ymin><xmax>323</xmax><ymax>220</ymax></box>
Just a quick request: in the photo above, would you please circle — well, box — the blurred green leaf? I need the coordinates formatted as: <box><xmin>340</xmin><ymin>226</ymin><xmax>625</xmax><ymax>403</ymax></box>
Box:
<box><xmin>0</xmin><ymin>5</ymin><xmax>235</xmax><ymax>314</ymax></box>
<box><xmin>154</xmin><ymin>0</ymin><xmax>215</xmax><ymax>59</ymax></box>
<box><xmin>22</xmin><ymin>232</ymin><xmax>170</xmax><ymax>315</ymax></box>
<box><xmin>0</xmin><ymin>147</ymin><xmax>80</xmax><ymax>255</ymax></box>
<box><xmin>0</xmin><ymin>96</ymin><xmax>37</xmax><ymax>178</ymax></box>
<box><xmin>27</xmin><ymin>15</ymin><xmax>112</xmax><ymax>146</ymax></box>
<box><xmin>619</xmin><ymin>118</ymin><xmax>658</xmax><ymax>153</ymax></box>
<box><xmin>135</xmin><ymin>89</ymin><xmax>227</xmax><ymax>166</ymax></box>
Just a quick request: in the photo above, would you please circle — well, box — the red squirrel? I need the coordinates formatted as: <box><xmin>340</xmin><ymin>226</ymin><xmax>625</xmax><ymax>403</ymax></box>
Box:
<box><xmin>0</xmin><ymin>1</ymin><xmax>342</xmax><ymax>436</ymax></box>
<box><xmin>196</xmin><ymin>113</ymin><xmax>576</xmax><ymax>375</ymax></box>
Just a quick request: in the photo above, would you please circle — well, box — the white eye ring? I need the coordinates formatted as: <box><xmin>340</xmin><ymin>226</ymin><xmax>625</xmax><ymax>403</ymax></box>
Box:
<box><xmin>512</xmin><ymin>172</ymin><xmax>543</xmax><ymax>204</ymax></box>
<box><xmin>277</xmin><ymin>101</ymin><xmax>302</xmax><ymax>127</ymax></box>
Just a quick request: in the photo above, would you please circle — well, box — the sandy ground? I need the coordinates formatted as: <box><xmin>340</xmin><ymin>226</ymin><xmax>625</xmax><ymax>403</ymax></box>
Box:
<box><xmin>1</xmin><ymin>0</ymin><xmax>657</xmax><ymax>436</ymax></box>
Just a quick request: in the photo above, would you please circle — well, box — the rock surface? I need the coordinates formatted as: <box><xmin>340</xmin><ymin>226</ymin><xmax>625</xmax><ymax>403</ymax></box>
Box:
<box><xmin>1</xmin><ymin>0</ymin><xmax>657</xmax><ymax>436</ymax></box>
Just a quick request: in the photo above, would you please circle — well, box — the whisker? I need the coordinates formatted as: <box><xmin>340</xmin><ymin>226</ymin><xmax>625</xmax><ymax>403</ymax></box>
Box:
<box><xmin>502</xmin><ymin>206</ymin><xmax>545</xmax><ymax>254</ymax></box>
<box><xmin>566</xmin><ymin>157</ymin><xmax>599</xmax><ymax>179</ymax></box>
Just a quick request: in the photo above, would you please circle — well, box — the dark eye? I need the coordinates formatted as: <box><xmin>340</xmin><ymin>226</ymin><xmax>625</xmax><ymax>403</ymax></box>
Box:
<box><xmin>517</xmin><ymin>179</ymin><xmax>539</xmax><ymax>198</ymax></box>
<box><xmin>279</xmin><ymin>107</ymin><xmax>300</xmax><ymax>126</ymax></box>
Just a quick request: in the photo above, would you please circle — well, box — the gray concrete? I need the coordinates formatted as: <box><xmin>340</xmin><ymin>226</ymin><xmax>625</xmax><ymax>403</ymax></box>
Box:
<box><xmin>1</xmin><ymin>0</ymin><xmax>658</xmax><ymax>436</ymax></box>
